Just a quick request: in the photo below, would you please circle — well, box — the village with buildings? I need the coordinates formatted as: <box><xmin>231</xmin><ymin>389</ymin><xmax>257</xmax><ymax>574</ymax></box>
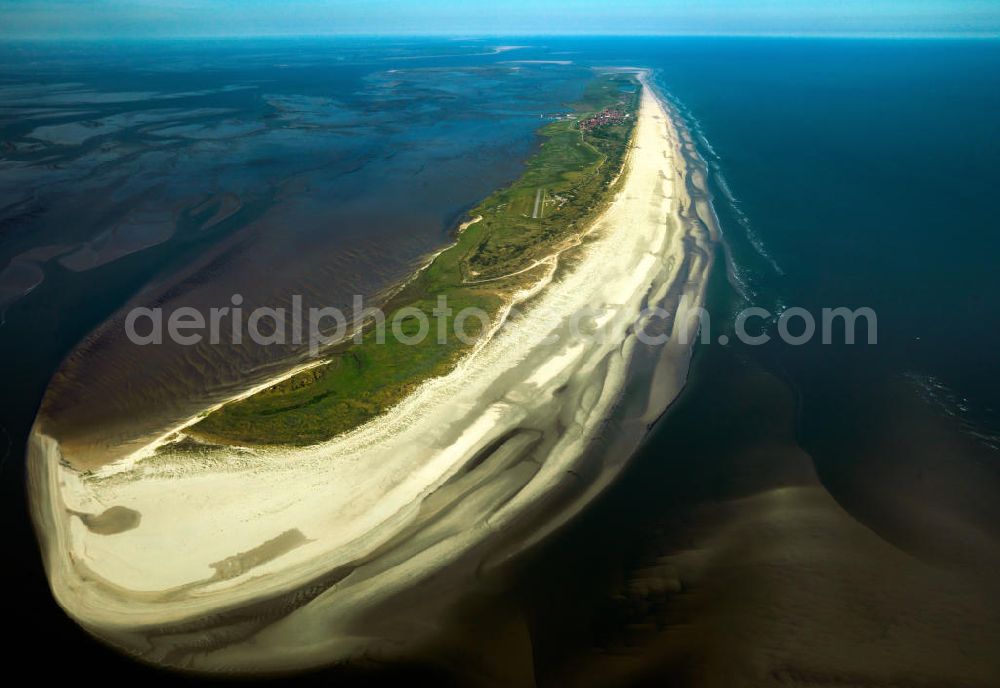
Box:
<box><xmin>539</xmin><ymin>104</ymin><xmax>631</xmax><ymax>132</ymax></box>
<box><xmin>578</xmin><ymin>106</ymin><xmax>630</xmax><ymax>132</ymax></box>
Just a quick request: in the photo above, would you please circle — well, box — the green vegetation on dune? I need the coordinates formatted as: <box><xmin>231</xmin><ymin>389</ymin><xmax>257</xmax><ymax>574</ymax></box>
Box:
<box><xmin>190</xmin><ymin>73</ymin><xmax>641</xmax><ymax>447</ymax></box>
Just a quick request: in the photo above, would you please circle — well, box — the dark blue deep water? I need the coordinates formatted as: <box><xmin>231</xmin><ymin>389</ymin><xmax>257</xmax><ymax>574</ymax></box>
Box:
<box><xmin>646</xmin><ymin>37</ymin><xmax>1000</xmax><ymax>435</ymax></box>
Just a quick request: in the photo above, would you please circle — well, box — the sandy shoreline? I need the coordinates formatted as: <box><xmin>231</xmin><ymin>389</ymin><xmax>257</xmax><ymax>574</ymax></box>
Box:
<box><xmin>29</xmin><ymin>71</ymin><xmax>719</xmax><ymax>672</ymax></box>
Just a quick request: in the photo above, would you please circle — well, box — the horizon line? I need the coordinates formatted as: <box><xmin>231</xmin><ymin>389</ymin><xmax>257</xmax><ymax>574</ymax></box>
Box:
<box><xmin>3</xmin><ymin>31</ymin><xmax>999</xmax><ymax>42</ymax></box>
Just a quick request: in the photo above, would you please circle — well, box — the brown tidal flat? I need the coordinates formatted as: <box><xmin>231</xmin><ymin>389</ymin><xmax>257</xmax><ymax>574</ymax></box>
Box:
<box><xmin>37</xmin><ymin>196</ymin><xmax>442</xmax><ymax>470</ymax></box>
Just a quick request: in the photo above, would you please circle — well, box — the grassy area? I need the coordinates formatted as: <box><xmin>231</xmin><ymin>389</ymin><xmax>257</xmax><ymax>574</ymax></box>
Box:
<box><xmin>190</xmin><ymin>73</ymin><xmax>641</xmax><ymax>447</ymax></box>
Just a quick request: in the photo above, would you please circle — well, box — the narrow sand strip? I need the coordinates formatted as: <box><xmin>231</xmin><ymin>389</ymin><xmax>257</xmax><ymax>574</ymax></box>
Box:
<box><xmin>29</xmin><ymin>71</ymin><xmax>718</xmax><ymax>672</ymax></box>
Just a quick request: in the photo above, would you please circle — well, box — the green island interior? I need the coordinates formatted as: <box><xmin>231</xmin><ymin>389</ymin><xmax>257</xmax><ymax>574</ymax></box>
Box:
<box><xmin>188</xmin><ymin>73</ymin><xmax>641</xmax><ymax>446</ymax></box>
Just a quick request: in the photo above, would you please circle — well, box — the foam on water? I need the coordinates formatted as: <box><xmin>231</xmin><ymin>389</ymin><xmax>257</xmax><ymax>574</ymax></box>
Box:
<box><xmin>658</xmin><ymin>82</ymin><xmax>785</xmax><ymax>294</ymax></box>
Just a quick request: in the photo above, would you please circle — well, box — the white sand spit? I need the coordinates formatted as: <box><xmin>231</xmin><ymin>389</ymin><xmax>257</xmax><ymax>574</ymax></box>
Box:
<box><xmin>29</xmin><ymin>71</ymin><xmax>719</xmax><ymax>673</ymax></box>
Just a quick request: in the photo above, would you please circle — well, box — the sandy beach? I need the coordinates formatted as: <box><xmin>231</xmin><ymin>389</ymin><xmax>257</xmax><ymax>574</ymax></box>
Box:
<box><xmin>28</xmin><ymin>72</ymin><xmax>719</xmax><ymax>672</ymax></box>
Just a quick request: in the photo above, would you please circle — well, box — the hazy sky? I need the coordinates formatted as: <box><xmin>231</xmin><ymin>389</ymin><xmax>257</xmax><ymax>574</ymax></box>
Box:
<box><xmin>2</xmin><ymin>0</ymin><xmax>999</xmax><ymax>39</ymax></box>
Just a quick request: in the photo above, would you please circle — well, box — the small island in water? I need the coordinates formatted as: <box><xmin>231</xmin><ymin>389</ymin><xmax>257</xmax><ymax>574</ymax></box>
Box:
<box><xmin>29</xmin><ymin>67</ymin><xmax>719</xmax><ymax>672</ymax></box>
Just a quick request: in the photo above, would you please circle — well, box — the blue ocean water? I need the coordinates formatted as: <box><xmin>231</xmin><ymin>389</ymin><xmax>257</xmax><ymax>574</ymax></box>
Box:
<box><xmin>642</xmin><ymin>38</ymin><xmax>1000</xmax><ymax>429</ymax></box>
<box><xmin>631</xmin><ymin>38</ymin><xmax>1000</xmax><ymax>499</ymax></box>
